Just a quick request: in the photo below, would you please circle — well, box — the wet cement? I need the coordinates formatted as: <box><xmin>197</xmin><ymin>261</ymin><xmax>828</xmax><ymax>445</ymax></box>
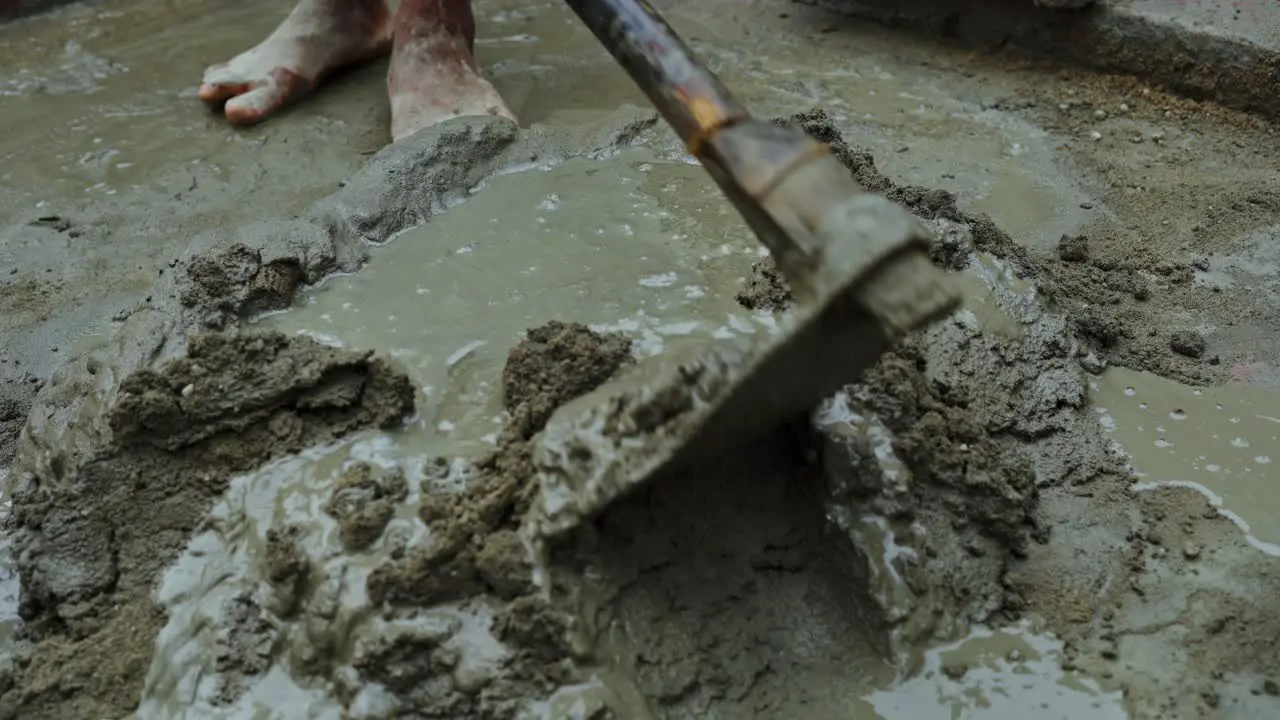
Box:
<box><xmin>124</xmin><ymin>109</ymin><xmax>1132</xmax><ymax>718</ymax></box>
<box><xmin>266</xmin><ymin>147</ymin><xmax>767</xmax><ymax>460</ymax></box>
<box><xmin>3</xmin><ymin>332</ymin><xmax>415</xmax><ymax>719</ymax></box>
<box><xmin>1092</xmin><ymin>368</ymin><xmax>1280</xmax><ymax>552</ymax></box>
<box><xmin>4</xmin><ymin>0</ymin><xmax>1280</xmax><ymax>718</ymax></box>
<box><xmin>866</xmin><ymin>620</ymin><xmax>1125</xmax><ymax>719</ymax></box>
<box><xmin>0</xmin><ymin>0</ymin><xmax>391</xmax><ymax>472</ymax></box>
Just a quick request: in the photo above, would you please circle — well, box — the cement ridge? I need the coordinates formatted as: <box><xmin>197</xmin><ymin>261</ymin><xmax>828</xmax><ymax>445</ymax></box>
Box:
<box><xmin>0</xmin><ymin>0</ymin><xmax>89</xmax><ymax>23</ymax></box>
<box><xmin>806</xmin><ymin>0</ymin><xmax>1280</xmax><ymax>120</ymax></box>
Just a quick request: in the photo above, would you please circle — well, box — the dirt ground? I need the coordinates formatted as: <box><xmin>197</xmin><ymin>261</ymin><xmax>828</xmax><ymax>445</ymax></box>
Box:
<box><xmin>1</xmin><ymin>0</ymin><xmax>1279</xmax><ymax>718</ymax></box>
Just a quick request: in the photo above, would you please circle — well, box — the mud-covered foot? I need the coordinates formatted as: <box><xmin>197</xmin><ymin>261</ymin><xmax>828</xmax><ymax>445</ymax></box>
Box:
<box><xmin>388</xmin><ymin>0</ymin><xmax>516</xmax><ymax>142</ymax></box>
<box><xmin>198</xmin><ymin>0</ymin><xmax>392</xmax><ymax>126</ymax></box>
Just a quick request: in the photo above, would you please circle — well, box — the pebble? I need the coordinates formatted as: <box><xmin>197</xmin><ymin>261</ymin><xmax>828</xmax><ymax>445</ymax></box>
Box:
<box><xmin>1089</xmin><ymin>131</ymin><xmax>1103</xmax><ymax>141</ymax></box>
<box><xmin>1079</xmin><ymin>352</ymin><xmax>1107</xmax><ymax>375</ymax></box>
<box><xmin>1058</xmin><ymin>234</ymin><xmax>1090</xmax><ymax>262</ymax></box>
<box><xmin>1183</xmin><ymin>542</ymin><xmax>1201</xmax><ymax>560</ymax></box>
<box><xmin>1170</xmin><ymin>330</ymin><xmax>1207</xmax><ymax>359</ymax></box>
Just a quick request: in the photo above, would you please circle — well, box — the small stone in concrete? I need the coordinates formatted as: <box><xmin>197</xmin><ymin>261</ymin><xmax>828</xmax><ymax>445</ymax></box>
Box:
<box><xmin>1058</xmin><ymin>234</ymin><xmax>1089</xmax><ymax>262</ymax></box>
<box><xmin>1079</xmin><ymin>351</ymin><xmax>1106</xmax><ymax>375</ymax></box>
<box><xmin>1170</xmin><ymin>331</ymin><xmax>1207</xmax><ymax>359</ymax></box>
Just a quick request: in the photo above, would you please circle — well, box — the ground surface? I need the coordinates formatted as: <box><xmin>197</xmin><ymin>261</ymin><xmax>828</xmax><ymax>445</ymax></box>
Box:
<box><xmin>1</xmin><ymin>0</ymin><xmax>1279</xmax><ymax>719</ymax></box>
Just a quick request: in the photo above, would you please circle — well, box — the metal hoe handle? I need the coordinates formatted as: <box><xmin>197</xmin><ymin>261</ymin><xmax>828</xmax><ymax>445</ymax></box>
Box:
<box><xmin>561</xmin><ymin>0</ymin><xmax>748</xmax><ymax>152</ymax></box>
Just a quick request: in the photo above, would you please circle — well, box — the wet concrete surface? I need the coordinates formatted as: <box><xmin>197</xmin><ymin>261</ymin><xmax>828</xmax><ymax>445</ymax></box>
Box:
<box><xmin>267</xmin><ymin>149</ymin><xmax>765</xmax><ymax>460</ymax></box>
<box><xmin>811</xmin><ymin>0</ymin><xmax>1280</xmax><ymax>121</ymax></box>
<box><xmin>1093</xmin><ymin>368</ymin><xmax>1280</xmax><ymax>553</ymax></box>
<box><xmin>0</xmin><ymin>0</ymin><xmax>390</xmax><ymax>470</ymax></box>
<box><xmin>3</xmin><ymin>0</ymin><xmax>1280</xmax><ymax>718</ymax></box>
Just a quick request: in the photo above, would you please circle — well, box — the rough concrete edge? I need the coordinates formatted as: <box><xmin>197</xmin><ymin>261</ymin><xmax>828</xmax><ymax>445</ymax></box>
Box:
<box><xmin>805</xmin><ymin>0</ymin><xmax>1280</xmax><ymax>120</ymax></box>
<box><xmin>2</xmin><ymin>106</ymin><xmax>662</xmax><ymax>500</ymax></box>
<box><xmin>0</xmin><ymin>0</ymin><xmax>94</xmax><ymax>23</ymax></box>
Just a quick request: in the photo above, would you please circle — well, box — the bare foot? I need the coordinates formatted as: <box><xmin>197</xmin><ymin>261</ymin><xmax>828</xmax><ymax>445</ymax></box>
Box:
<box><xmin>199</xmin><ymin>0</ymin><xmax>392</xmax><ymax>126</ymax></box>
<box><xmin>387</xmin><ymin>0</ymin><xmax>516</xmax><ymax>142</ymax></box>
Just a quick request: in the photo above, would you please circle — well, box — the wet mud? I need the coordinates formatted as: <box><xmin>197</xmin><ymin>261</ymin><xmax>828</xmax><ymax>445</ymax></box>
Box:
<box><xmin>1</xmin><ymin>332</ymin><xmax>414</xmax><ymax>719</ymax></box>
<box><xmin>751</xmin><ymin>112</ymin><xmax>1280</xmax><ymax>718</ymax></box>
<box><xmin>354</xmin><ymin>321</ymin><xmax>634</xmax><ymax>718</ymax></box>
<box><xmin>4</xmin><ymin>0</ymin><xmax>1280</xmax><ymax>718</ymax></box>
<box><xmin>0</xmin><ymin>105</ymin><xmax>664</xmax><ymax>718</ymax></box>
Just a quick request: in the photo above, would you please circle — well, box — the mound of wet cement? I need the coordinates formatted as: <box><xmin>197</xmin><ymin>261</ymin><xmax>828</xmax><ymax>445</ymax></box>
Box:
<box><xmin>0</xmin><ymin>332</ymin><xmax>414</xmax><ymax>719</ymax></box>
<box><xmin>351</xmin><ymin>322</ymin><xmax>634</xmax><ymax>717</ymax></box>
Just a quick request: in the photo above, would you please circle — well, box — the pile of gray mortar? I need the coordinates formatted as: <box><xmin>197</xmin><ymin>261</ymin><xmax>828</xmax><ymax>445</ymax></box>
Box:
<box><xmin>2</xmin><ymin>105</ymin><xmax>1279</xmax><ymax>720</ymax></box>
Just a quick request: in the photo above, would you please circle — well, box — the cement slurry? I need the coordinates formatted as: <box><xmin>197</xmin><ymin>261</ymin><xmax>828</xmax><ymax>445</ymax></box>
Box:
<box><xmin>1093</xmin><ymin>368</ymin><xmax>1280</xmax><ymax>554</ymax></box>
<box><xmin>3</xmin><ymin>0</ymin><xmax>1280</xmax><ymax>717</ymax></box>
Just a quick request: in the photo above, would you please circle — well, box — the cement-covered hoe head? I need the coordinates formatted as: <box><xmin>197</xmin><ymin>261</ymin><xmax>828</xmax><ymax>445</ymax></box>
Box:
<box><xmin>524</xmin><ymin>196</ymin><xmax>962</xmax><ymax>541</ymax></box>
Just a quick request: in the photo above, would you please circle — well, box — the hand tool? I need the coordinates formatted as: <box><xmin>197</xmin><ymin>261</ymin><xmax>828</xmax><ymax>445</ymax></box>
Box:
<box><xmin>528</xmin><ymin>0</ymin><xmax>963</xmax><ymax>539</ymax></box>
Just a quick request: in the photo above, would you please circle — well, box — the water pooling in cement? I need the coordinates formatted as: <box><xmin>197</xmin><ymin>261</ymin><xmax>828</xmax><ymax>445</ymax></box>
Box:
<box><xmin>1091</xmin><ymin>368</ymin><xmax>1280</xmax><ymax>553</ymax></box>
<box><xmin>867</xmin><ymin>620</ymin><xmax>1125</xmax><ymax>719</ymax></box>
<box><xmin>267</xmin><ymin>148</ymin><xmax>778</xmax><ymax>458</ymax></box>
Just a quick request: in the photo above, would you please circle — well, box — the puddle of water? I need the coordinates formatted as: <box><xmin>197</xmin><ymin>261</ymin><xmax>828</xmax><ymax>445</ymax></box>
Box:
<box><xmin>1091</xmin><ymin>367</ymin><xmax>1280</xmax><ymax>552</ymax></box>
<box><xmin>867</xmin><ymin>620</ymin><xmax>1127</xmax><ymax>719</ymax></box>
<box><xmin>264</xmin><ymin>148</ymin><xmax>775</xmax><ymax>457</ymax></box>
